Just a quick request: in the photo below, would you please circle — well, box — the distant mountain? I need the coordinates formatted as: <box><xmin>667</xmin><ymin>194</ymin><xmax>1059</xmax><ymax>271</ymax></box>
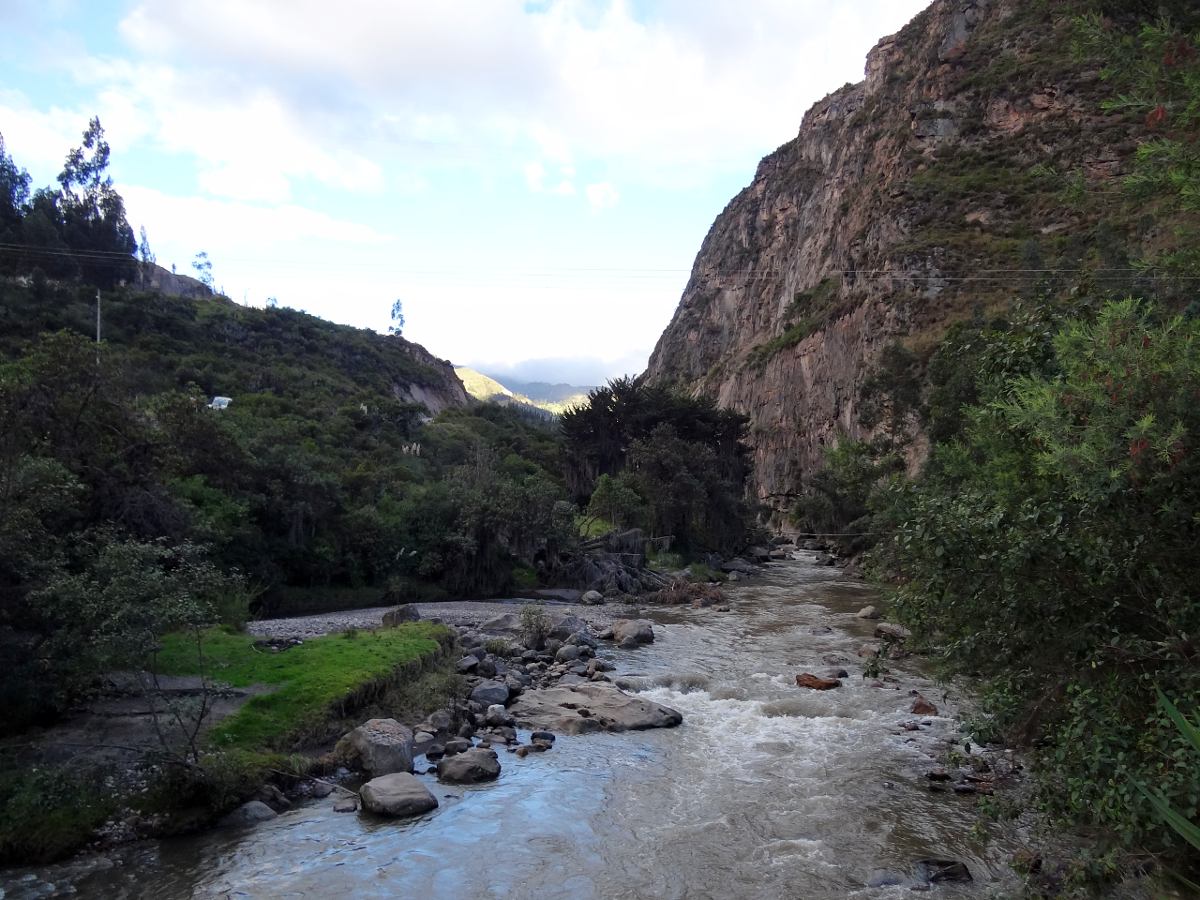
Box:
<box><xmin>455</xmin><ymin>368</ymin><xmax>592</xmax><ymax>415</ymax></box>
<box><xmin>490</xmin><ymin>377</ymin><xmax>595</xmax><ymax>407</ymax></box>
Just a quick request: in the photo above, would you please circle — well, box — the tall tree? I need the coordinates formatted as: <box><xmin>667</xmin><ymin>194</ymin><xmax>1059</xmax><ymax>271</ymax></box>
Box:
<box><xmin>0</xmin><ymin>134</ymin><xmax>30</xmax><ymax>267</ymax></box>
<box><xmin>56</xmin><ymin>118</ymin><xmax>136</xmax><ymax>288</ymax></box>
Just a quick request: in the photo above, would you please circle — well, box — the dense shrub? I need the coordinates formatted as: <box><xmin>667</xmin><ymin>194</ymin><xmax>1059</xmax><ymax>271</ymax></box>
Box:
<box><xmin>873</xmin><ymin>300</ymin><xmax>1200</xmax><ymax>858</ymax></box>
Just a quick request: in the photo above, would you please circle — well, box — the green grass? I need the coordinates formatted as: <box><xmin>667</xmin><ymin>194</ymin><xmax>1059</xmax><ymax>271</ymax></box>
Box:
<box><xmin>577</xmin><ymin>514</ymin><xmax>617</xmax><ymax>538</ymax></box>
<box><xmin>156</xmin><ymin>622</ymin><xmax>448</xmax><ymax>750</ymax></box>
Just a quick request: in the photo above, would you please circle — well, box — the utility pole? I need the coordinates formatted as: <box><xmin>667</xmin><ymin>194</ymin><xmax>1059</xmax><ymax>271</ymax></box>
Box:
<box><xmin>95</xmin><ymin>289</ymin><xmax>101</xmax><ymax>365</ymax></box>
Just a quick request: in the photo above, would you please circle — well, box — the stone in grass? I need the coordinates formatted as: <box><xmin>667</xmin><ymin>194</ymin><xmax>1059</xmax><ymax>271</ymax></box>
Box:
<box><xmin>381</xmin><ymin>604</ymin><xmax>420</xmax><ymax>626</ymax></box>
<box><xmin>359</xmin><ymin>773</ymin><xmax>438</xmax><ymax>818</ymax></box>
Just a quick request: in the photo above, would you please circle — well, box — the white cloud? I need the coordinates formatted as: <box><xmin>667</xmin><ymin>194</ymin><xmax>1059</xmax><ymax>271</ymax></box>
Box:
<box><xmin>108</xmin><ymin>1</ymin><xmax>931</xmax><ymax>194</ymax></box>
<box><xmin>585</xmin><ymin>181</ymin><xmax>619</xmax><ymax>211</ymax></box>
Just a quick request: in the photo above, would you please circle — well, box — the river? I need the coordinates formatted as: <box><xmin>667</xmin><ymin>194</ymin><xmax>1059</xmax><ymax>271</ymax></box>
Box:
<box><xmin>0</xmin><ymin>557</ymin><xmax>1024</xmax><ymax>899</ymax></box>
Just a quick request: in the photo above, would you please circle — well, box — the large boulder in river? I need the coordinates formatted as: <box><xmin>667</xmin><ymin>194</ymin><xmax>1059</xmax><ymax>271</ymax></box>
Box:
<box><xmin>335</xmin><ymin>718</ymin><xmax>414</xmax><ymax>776</ymax></box>
<box><xmin>509</xmin><ymin>682</ymin><xmax>682</xmax><ymax>735</ymax></box>
<box><xmin>720</xmin><ymin>557</ymin><xmax>755</xmax><ymax>575</ymax></box>
<box><xmin>381</xmin><ymin>604</ymin><xmax>420</xmax><ymax>626</ymax></box>
<box><xmin>359</xmin><ymin>773</ymin><xmax>438</xmax><ymax>817</ymax></box>
<box><xmin>437</xmin><ymin>747</ymin><xmax>501</xmax><ymax>783</ymax></box>
<box><xmin>611</xmin><ymin>619</ymin><xmax>654</xmax><ymax>646</ymax></box>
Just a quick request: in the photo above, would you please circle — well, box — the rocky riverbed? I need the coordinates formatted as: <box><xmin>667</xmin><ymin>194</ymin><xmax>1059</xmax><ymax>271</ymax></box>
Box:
<box><xmin>1</xmin><ymin>553</ymin><xmax>1031</xmax><ymax>899</ymax></box>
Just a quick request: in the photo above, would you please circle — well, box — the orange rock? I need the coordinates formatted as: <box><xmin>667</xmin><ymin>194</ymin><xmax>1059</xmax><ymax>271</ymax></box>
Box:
<box><xmin>796</xmin><ymin>673</ymin><xmax>841</xmax><ymax>690</ymax></box>
<box><xmin>910</xmin><ymin>693</ymin><xmax>938</xmax><ymax>715</ymax></box>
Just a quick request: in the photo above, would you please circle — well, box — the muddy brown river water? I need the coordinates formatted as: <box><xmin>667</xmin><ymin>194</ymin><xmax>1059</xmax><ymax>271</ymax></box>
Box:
<box><xmin>0</xmin><ymin>558</ymin><xmax>1026</xmax><ymax>899</ymax></box>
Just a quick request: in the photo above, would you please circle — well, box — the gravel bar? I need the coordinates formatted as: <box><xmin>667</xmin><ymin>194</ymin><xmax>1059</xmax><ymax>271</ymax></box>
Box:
<box><xmin>248</xmin><ymin>598</ymin><xmax>640</xmax><ymax>640</ymax></box>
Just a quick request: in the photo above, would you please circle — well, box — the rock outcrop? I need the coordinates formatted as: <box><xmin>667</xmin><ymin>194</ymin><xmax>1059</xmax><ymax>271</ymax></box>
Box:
<box><xmin>508</xmin><ymin>682</ymin><xmax>683</xmax><ymax>734</ymax></box>
<box><xmin>644</xmin><ymin>0</ymin><xmax>1140</xmax><ymax>513</ymax></box>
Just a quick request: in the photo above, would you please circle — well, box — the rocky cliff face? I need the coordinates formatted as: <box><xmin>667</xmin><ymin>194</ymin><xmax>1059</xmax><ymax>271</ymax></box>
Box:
<box><xmin>645</xmin><ymin>0</ymin><xmax>1141</xmax><ymax>511</ymax></box>
<box><xmin>394</xmin><ymin>342</ymin><xmax>470</xmax><ymax>415</ymax></box>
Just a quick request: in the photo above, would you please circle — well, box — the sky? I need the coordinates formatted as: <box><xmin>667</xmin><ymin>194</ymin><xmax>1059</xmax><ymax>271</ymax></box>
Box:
<box><xmin>0</xmin><ymin>0</ymin><xmax>930</xmax><ymax>385</ymax></box>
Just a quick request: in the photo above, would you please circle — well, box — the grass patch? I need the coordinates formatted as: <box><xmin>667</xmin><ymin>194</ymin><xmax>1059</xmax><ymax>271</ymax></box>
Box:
<box><xmin>156</xmin><ymin>622</ymin><xmax>449</xmax><ymax>751</ymax></box>
<box><xmin>687</xmin><ymin>562</ymin><xmax>727</xmax><ymax>583</ymax></box>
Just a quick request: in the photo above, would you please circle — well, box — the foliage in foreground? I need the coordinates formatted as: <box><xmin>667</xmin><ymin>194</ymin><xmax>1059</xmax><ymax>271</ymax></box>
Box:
<box><xmin>872</xmin><ymin>300</ymin><xmax>1200</xmax><ymax>861</ymax></box>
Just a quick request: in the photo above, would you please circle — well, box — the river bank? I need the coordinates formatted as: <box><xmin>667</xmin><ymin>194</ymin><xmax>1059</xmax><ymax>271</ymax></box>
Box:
<box><xmin>0</xmin><ymin>553</ymin><xmax>1040</xmax><ymax>899</ymax></box>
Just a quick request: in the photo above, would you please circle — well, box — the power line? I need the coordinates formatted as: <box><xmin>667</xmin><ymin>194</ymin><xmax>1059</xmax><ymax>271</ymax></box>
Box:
<box><xmin>0</xmin><ymin>242</ymin><xmax>1196</xmax><ymax>284</ymax></box>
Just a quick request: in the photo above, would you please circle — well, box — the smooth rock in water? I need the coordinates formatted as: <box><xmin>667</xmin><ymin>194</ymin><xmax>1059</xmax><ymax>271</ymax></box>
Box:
<box><xmin>827</xmin><ymin>668</ymin><xmax>850</xmax><ymax>679</ymax></box>
<box><xmin>310</xmin><ymin>781</ymin><xmax>335</xmax><ymax>799</ymax></box>
<box><xmin>810</xmin><ymin>625</ymin><xmax>833</xmax><ymax>635</ymax></box>
<box><xmin>857</xmin><ymin>643</ymin><xmax>881</xmax><ymax>658</ymax></box>
<box><xmin>915</xmin><ymin>859</ymin><xmax>972</xmax><ymax>883</ymax></box>
<box><xmin>875</xmin><ymin>622</ymin><xmax>912</xmax><ymax>641</ymax></box>
<box><xmin>381</xmin><ymin>604</ymin><xmax>420</xmax><ymax>626</ymax></box>
<box><xmin>359</xmin><ymin>773</ymin><xmax>438</xmax><ymax>818</ymax></box>
<box><xmin>470</xmin><ymin>681</ymin><xmax>510</xmax><ymax>707</ymax></box>
<box><xmin>424</xmin><ymin>743</ymin><xmax>445</xmax><ymax>761</ymax></box>
<box><xmin>581</xmin><ymin>590</ymin><xmax>605</xmax><ymax>605</ymax></box>
<box><xmin>443</xmin><ymin>738</ymin><xmax>472</xmax><ymax>756</ymax></box>
<box><xmin>333</xmin><ymin>796</ymin><xmax>358</xmax><ymax>813</ymax></box>
<box><xmin>910</xmin><ymin>693</ymin><xmax>939</xmax><ymax>716</ymax></box>
<box><xmin>437</xmin><ymin>747</ymin><xmax>502</xmax><ymax>784</ymax></box>
<box><xmin>509</xmin><ymin>682</ymin><xmax>682</xmax><ymax>735</ymax></box>
<box><xmin>727</xmin><ymin>571</ymin><xmax>741</xmax><ymax>582</ymax></box>
<box><xmin>218</xmin><ymin>800</ymin><xmax>278</xmax><ymax>828</ymax></box>
<box><xmin>254</xmin><ymin>783</ymin><xmax>291</xmax><ymax>812</ymax></box>
<box><xmin>611</xmin><ymin>619</ymin><xmax>654</xmax><ymax>645</ymax></box>
<box><xmin>335</xmin><ymin>718</ymin><xmax>414</xmax><ymax>776</ymax></box>
<box><xmin>795</xmin><ymin>673</ymin><xmax>841</xmax><ymax>690</ymax></box>
<box><xmin>491</xmin><ymin>725</ymin><xmax>517</xmax><ymax>743</ymax></box>
<box><xmin>856</xmin><ymin>605</ymin><xmax>881</xmax><ymax>619</ymax></box>
<box><xmin>748</xmin><ymin>545</ymin><xmax>772</xmax><ymax>562</ymax></box>
<box><xmin>530</xmin><ymin>730</ymin><xmax>556</xmax><ymax>744</ymax></box>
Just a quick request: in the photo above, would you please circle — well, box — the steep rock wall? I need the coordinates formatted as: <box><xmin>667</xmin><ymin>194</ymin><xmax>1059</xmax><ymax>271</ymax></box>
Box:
<box><xmin>645</xmin><ymin>0</ymin><xmax>1139</xmax><ymax>511</ymax></box>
